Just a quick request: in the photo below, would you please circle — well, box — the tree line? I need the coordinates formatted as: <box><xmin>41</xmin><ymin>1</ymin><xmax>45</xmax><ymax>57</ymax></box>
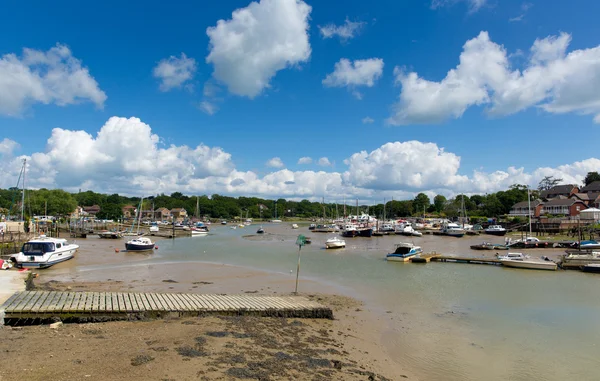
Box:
<box><xmin>0</xmin><ymin>172</ymin><xmax>598</xmax><ymax>221</ymax></box>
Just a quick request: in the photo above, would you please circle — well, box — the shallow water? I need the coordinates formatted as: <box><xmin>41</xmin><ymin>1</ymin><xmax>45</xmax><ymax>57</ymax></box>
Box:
<box><xmin>47</xmin><ymin>223</ymin><xmax>600</xmax><ymax>380</ymax></box>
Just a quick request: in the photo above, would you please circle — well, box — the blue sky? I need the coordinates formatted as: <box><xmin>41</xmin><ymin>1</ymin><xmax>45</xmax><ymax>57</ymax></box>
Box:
<box><xmin>1</xmin><ymin>0</ymin><xmax>600</xmax><ymax>200</ymax></box>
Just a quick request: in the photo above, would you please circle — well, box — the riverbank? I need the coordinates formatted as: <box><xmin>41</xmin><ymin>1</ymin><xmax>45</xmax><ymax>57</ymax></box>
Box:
<box><xmin>1</xmin><ymin>280</ymin><xmax>409</xmax><ymax>381</ymax></box>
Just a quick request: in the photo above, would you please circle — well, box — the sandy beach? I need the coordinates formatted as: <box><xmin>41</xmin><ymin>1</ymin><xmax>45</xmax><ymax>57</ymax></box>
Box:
<box><xmin>0</xmin><ymin>235</ymin><xmax>414</xmax><ymax>381</ymax></box>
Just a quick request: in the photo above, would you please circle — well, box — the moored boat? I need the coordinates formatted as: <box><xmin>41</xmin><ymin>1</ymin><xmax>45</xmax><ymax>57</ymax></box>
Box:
<box><xmin>125</xmin><ymin>237</ymin><xmax>155</xmax><ymax>251</ymax></box>
<box><xmin>440</xmin><ymin>223</ymin><xmax>465</xmax><ymax>237</ymax></box>
<box><xmin>485</xmin><ymin>225</ymin><xmax>507</xmax><ymax>236</ymax></box>
<box><xmin>386</xmin><ymin>243</ymin><xmax>423</xmax><ymax>262</ymax></box>
<box><xmin>98</xmin><ymin>231</ymin><xmax>122</xmax><ymax>239</ymax></box>
<box><xmin>582</xmin><ymin>263</ymin><xmax>600</xmax><ymax>273</ymax></box>
<box><xmin>10</xmin><ymin>235</ymin><xmax>79</xmax><ymax>268</ymax></box>
<box><xmin>325</xmin><ymin>237</ymin><xmax>346</xmax><ymax>249</ymax></box>
<box><xmin>291</xmin><ymin>223</ymin><xmax>299</xmax><ymax>229</ymax></box>
<box><xmin>257</xmin><ymin>226</ymin><xmax>265</xmax><ymax>234</ymax></box>
<box><xmin>499</xmin><ymin>253</ymin><xmax>557</xmax><ymax>271</ymax></box>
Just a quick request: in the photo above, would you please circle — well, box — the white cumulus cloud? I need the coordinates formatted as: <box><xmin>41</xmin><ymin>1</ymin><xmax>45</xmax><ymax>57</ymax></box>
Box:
<box><xmin>0</xmin><ymin>44</ymin><xmax>106</xmax><ymax>116</ymax></box>
<box><xmin>0</xmin><ymin>138</ymin><xmax>19</xmax><ymax>156</ymax></box>
<box><xmin>362</xmin><ymin>116</ymin><xmax>374</xmax><ymax>124</ymax></box>
<box><xmin>388</xmin><ymin>31</ymin><xmax>600</xmax><ymax>125</ymax></box>
<box><xmin>431</xmin><ymin>0</ymin><xmax>487</xmax><ymax>13</ymax></box>
<box><xmin>153</xmin><ymin>53</ymin><xmax>197</xmax><ymax>91</ymax></box>
<box><xmin>319</xmin><ymin>18</ymin><xmax>365</xmax><ymax>42</ymax></box>
<box><xmin>266</xmin><ymin>157</ymin><xmax>285</xmax><ymax>168</ymax></box>
<box><xmin>323</xmin><ymin>58</ymin><xmax>384</xmax><ymax>89</ymax></box>
<box><xmin>318</xmin><ymin>157</ymin><xmax>332</xmax><ymax>167</ymax></box>
<box><xmin>198</xmin><ymin>101</ymin><xmax>218</xmax><ymax>115</ymax></box>
<box><xmin>206</xmin><ymin>0</ymin><xmax>311</xmax><ymax>98</ymax></box>
<box><xmin>297</xmin><ymin>157</ymin><xmax>312</xmax><ymax>164</ymax></box>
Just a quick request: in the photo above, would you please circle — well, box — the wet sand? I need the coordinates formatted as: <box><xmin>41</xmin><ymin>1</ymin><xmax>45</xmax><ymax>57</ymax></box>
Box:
<box><xmin>0</xmin><ymin>236</ymin><xmax>413</xmax><ymax>381</ymax></box>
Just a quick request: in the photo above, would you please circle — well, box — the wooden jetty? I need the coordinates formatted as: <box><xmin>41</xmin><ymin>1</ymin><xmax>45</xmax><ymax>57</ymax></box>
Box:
<box><xmin>0</xmin><ymin>291</ymin><xmax>333</xmax><ymax>325</ymax></box>
<box><xmin>409</xmin><ymin>253</ymin><xmax>502</xmax><ymax>266</ymax></box>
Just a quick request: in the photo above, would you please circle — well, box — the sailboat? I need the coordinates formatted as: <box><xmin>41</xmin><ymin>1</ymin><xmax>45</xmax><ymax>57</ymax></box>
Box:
<box><xmin>123</xmin><ymin>197</ymin><xmax>144</xmax><ymax>236</ymax></box>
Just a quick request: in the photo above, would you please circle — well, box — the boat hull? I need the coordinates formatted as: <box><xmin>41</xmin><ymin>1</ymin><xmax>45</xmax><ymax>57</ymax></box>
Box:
<box><xmin>13</xmin><ymin>253</ymin><xmax>75</xmax><ymax>269</ymax></box>
<box><xmin>582</xmin><ymin>264</ymin><xmax>600</xmax><ymax>273</ymax></box>
<box><xmin>357</xmin><ymin>228</ymin><xmax>373</xmax><ymax>237</ymax></box>
<box><xmin>386</xmin><ymin>254</ymin><xmax>418</xmax><ymax>262</ymax></box>
<box><xmin>125</xmin><ymin>243</ymin><xmax>155</xmax><ymax>251</ymax></box>
<box><xmin>500</xmin><ymin>259</ymin><xmax>557</xmax><ymax>271</ymax></box>
<box><xmin>326</xmin><ymin>243</ymin><xmax>345</xmax><ymax>249</ymax></box>
<box><xmin>485</xmin><ymin>230</ymin><xmax>507</xmax><ymax>236</ymax></box>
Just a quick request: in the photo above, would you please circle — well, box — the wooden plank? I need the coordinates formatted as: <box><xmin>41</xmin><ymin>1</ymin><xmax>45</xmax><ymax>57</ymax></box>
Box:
<box><xmin>150</xmin><ymin>293</ymin><xmax>168</xmax><ymax>311</ymax></box>
<box><xmin>83</xmin><ymin>292</ymin><xmax>94</xmax><ymax>312</ymax></box>
<box><xmin>168</xmin><ymin>293</ymin><xmax>184</xmax><ymax>311</ymax></box>
<box><xmin>134</xmin><ymin>293</ymin><xmax>144</xmax><ymax>312</ymax></box>
<box><xmin>234</xmin><ymin>295</ymin><xmax>258</xmax><ymax>311</ymax></box>
<box><xmin>209</xmin><ymin>295</ymin><xmax>230</xmax><ymax>311</ymax></box>
<box><xmin>169</xmin><ymin>294</ymin><xmax>188</xmax><ymax>311</ymax></box>
<box><xmin>184</xmin><ymin>294</ymin><xmax>205</xmax><ymax>310</ymax></box>
<box><xmin>128</xmin><ymin>293</ymin><xmax>140</xmax><ymax>312</ymax></box>
<box><xmin>155</xmin><ymin>293</ymin><xmax>175</xmax><ymax>311</ymax></box>
<box><xmin>70</xmin><ymin>292</ymin><xmax>82</xmax><ymax>312</ymax></box>
<box><xmin>91</xmin><ymin>293</ymin><xmax>101</xmax><ymax>312</ymax></box>
<box><xmin>40</xmin><ymin>291</ymin><xmax>60</xmax><ymax>312</ymax></box>
<box><xmin>144</xmin><ymin>293</ymin><xmax>158</xmax><ymax>311</ymax></box>
<box><xmin>0</xmin><ymin>292</ymin><xmax>24</xmax><ymax>311</ymax></box>
<box><xmin>179</xmin><ymin>294</ymin><xmax>197</xmax><ymax>311</ymax></box>
<box><xmin>76</xmin><ymin>292</ymin><xmax>88</xmax><ymax>312</ymax></box>
<box><xmin>110</xmin><ymin>292</ymin><xmax>119</xmax><ymax>312</ymax></box>
<box><xmin>202</xmin><ymin>295</ymin><xmax>220</xmax><ymax>310</ymax></box>
<box><xmin>140</xmin><ymin>293</ymin><xmax>154</xmax><ymax>311</ymax></box>
<box><xmin>196</xmin><ymin>294</ymin><xmax>216</xmax><ymax>310</ymax></box>
<box><xmin>118</xmin><ymin>293</ymin><xmax>131</xmax><ymax>313</ymax></box>
<box><xmin>55</xmin><ymin>292</ymin><xmax>70</xmax><ymax>313</ymax></box>
<box><xmin>5</xmin><ymin>291</ymin><xmax>30</xmax><ymax>312</ymax></box>
<box><xmin>16</xmin><ymin>291</ymin><xmax>38</xmax><ymax>313</ymax></box>
<box><xmin>31</xmin><ymin>291</ymin><xmax>51</xmax><ymax>313</ymax></box>
<box><xmin>98</xmin><ymin>292</ymin><xmax>107</xmax><ymax>312</ymax></box>
<box><xmin>60</xmin><ymin>292</ymin><xmax>74</xmax><ymax>313</ymax></box>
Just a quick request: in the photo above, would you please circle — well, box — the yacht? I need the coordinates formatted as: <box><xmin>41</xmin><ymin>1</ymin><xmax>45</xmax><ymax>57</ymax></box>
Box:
<box><xmin>325</xmin><ymin>237</ymin><xmax>346</xmax><ymax>249</ymax></box>
<box><xmin>499</xmin><ymin>252</ymin><xmax>557</xmax><ymax>271</ymax></box>
<box><xmin>441</xmin><ymin>223</ymin><xmax>465</xmax><ymax>237</ymax></box>
<box><xmin>485</xmin><ymin>225</ymin><xmax>507</xmax><ymax>236</ymax></box>
<box><xmin>581</xmin><ymin>263</ymin><xmax>600</xmax><ymax>273</ymax></box>
<box><xmin>10</xmin><ymin>235</ymin><xmax>79</xmax><ymax>268</ymax></box>
<box><xmin>256</xmin><ymin>226</ymin><xmax>265</xmax><ymax>234</ymax></box>
<box><xmin>386</xmin><ymin>243</ymin><xmax>423</xmax><ymax>262</ymax></box>
<box><xmin>125</xmin><ymin>237</ymin><xmax>155</xmax><ymax>251</ymax></box>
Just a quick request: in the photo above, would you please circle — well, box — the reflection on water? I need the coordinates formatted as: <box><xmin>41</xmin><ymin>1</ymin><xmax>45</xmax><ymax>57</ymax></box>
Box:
<box><xmin>48</xmin><ymin>224</ymin><xmax>600</xmax><ymax>381</ymax></box>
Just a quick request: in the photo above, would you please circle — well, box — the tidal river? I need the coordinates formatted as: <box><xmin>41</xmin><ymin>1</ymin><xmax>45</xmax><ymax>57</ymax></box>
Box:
<box><xmin>45</xmin><ymin>223</ymin><xmax>600</xmax><ymax>381</ymax></box>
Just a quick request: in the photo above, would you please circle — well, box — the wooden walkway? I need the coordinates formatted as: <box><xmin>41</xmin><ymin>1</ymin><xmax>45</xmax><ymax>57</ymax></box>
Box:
<box><xmin>430</xmin><ymin>256</ymin><xmax>501</xmax><ymax>266</ymax></box>
<box><xmin>0</xmin><ymin>291</ymin><xmax>332</xmax><ymax>324</ymax></box>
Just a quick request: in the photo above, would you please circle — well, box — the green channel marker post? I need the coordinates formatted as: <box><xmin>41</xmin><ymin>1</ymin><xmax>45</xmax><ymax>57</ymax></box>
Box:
<box><xmin>294</xmin><ymin>234</ymin><xmax>306</xmax><ymax>294</ymax></box>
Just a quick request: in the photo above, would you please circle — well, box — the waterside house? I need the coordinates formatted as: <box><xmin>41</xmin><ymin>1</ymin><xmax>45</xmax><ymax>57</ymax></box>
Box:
<box><xmin>122</xmin><ymin>205</ymin><xmax>136</xmax><ymax>219</ymax></box>
<box><xmin>540</xmin><ymin>184</ymin><xmax>579</xmax><ymax>200</ymax></box>
<box><xmin>154</xmin><ymin>207</ymin><xmax>171</xmax><ymax>221</ymax></box>
<box><xmin>509</xmin><ymin>200</ymin><xmax>544</xmax><ymax>217</ymax></box>
<box><xmin>170</xmin><ymin>208</ymin><xmax>188</xmax><ymax>223</ymax></box>
<box><xmin>540</xmin><ymin>198</ymin><xmax>587</xmax><ymax>217</ymax></box>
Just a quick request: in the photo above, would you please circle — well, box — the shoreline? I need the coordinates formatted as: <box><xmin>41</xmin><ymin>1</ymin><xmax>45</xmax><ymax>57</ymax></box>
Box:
<box><xmin>1</xmin><ymin>255</ymin><xmax>415</xmax><ymax>380</ymax></box>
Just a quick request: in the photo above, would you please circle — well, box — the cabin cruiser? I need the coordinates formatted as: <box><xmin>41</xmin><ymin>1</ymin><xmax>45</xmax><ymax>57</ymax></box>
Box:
<box><xmin>485</xmin><ymin>225</ymin><xmax>507</xmax><ymax>236</ymax></box>
<box><xmin>441</xmin><ymin>223</ymin><xmax>465</xmax><ymax>237</ymax></box>
<box><xmin>386</xmin><ymin>243</ymin><xmax>423</xmax><ymax>262</ymax></box>
<box><xmin>578</xmin><ymin>240</ymin><xmax>600</xmax><ymax>250</ymax></box>
<box><xmin>401</xmin><ymin>223</ymin><xmax>422</xmax><ymax>237</ymax></box>
<box><xmin>256</xmin><ymin>226</ymin><xmax>265</xmax><ymax>234</ymax></box>
<box><xmin>325</xmin><ymin>237</ymin><xmax>346</xmax><ymax>249</ymax></box>
<box><xmin>291</xmin><ymin>223</ymin><xmax>299</xmax><ymax>229</ymax></box>
<box><xmin>342</xmin><ymin>224</ymin><xmax>358</xmax><ymax>237</ymax></box>
<box><xmin>125</xmin><ymin>237</ymin><xmax>155</xmax><ymax>251</ymax></box>
<box><xmin>498</xmin><ymin>252</ymin><xmax>557</xmax><ymax>271</ymax></box>
<box><xmin>191</xmin><ymin>226</ymin><xmax>209</xmax><ymax>236</ymax></box>
<box><xmin>379</xmin><ymin>223</ymin><xmax>395</xmax><ymax>233</ymax></box>
<box><xmin>10</xmin><ymin>235</ymin><xmax>79</xmax><ymax>268</ymax></box>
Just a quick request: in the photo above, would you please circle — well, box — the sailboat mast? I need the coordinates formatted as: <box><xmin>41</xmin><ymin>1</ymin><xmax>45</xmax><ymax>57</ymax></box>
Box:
<box><xmin>528</xmin><ymin>187</ymin><xmax>532</xmax><ymax>236</ymax></box>
<box><xmin>21</xmin><ymin>158</ymin><xmax>26</xmax><ymax>222</ymax></box>
<box><xmin>136</xmin><ymin>197</ymin><xmax>143</xmax><ymax>234</ymax></box>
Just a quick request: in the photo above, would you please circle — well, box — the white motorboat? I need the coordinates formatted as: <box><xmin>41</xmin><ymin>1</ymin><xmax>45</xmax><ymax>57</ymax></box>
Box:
<box><xmin>10</xmin><ymin>235</ymin><xmax>78</xmax><ymax>268</ymax></box>
<box><xmin>291</xmin><ymin>223</ymin><xmax>299</xmax><ymax>229</ymax></box>
<box><xmin>149</xmin><ymin>225</ymin><xmax>159</xmax><ymax>233</ymax></box>
<box><xmin>386</xmin><ymin>243</ymin><xmax>423</xmax><ymax>262</ymax></box>
<box><xmin>485</xmin><ymin>225</ymin><xmax>507</xmax><ymax>236</ymax></box>
<box><xmin>582</xmin><ymin>263</ymin><xmax>600</xmax><ymax>273</ymax></box>
<box><xmin>579</xmin><ymin>240</ymin><xmax>600</xmax><ymax>250</ymax></box>
<box><xmin>191</xmin><ymin>227</ymin><xmax>209</xmax><ymax>236</ymax></box>
<box><xmin>125</xmin><ymin>237</ymin><xmax>155</xmax><ymax>251</ymax></box>
<box><xmin>441</xmin><ymin>223</ymin><xmax>465</xmax><ymax>237</ymax></box>
<box><xmin>499</xmin><ymin>253</ymin><xmax>557</xmax><ymax>271</ymax></box>
<box><xmin>402</xmin><ymin>224</ymin><xmax>423</xmax><ymax>237</ymax></box>
<box><xmin>325</xmin><ymin>237</ymin><xmax>346</xmax><ymax>249</ymax></box>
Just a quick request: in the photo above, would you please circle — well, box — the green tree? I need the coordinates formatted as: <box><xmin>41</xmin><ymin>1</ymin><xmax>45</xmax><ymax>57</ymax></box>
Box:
<box><xmin>433</xmin><ymin>195</ymin><xmax>447</xmax><ymax>213</ymax></box>
<box><xmin>412</xmin><ymin>193</ymin><xmax>430</xmax><ymax>216</ymax></box>
<box><xmin>584</xmin><ymin>172</ymin><xmax>600</xmax><ymax>186</ymax></box>
<box><xmin>538</xmin><ymin>176</ymin><xmax>562</xmax><ymax>191</ymax></box>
